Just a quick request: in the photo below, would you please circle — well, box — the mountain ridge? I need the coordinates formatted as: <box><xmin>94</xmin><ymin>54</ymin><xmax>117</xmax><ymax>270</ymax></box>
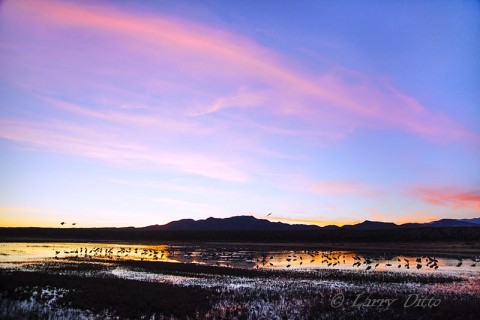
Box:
<box><xmin>142</xmin><ymin>215</ymin><xmax>320</xmax><ymax>231</ymax></box>
<box><xmin>140</xmin><ymin>215</ymin><xmax>480</xmax><ymax>231</ymax></box>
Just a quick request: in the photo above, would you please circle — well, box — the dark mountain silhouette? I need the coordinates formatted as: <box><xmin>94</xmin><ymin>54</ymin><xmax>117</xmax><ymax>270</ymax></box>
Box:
<box><xmin>425</xmin><ymin>218</ymin><xmax>479</xmax><ymax>228</ymax></box>
<box><xmin>142</xmin><ymin>216</ymin><xmax>320</xmax><ymax>231</ymax></box>
<box><xmin>343</xmin><ymin>220</ymin><xmax>397</xmax><ymax>230</ymax></box>
<box><xmin>397</xmin><ymin>222</ymin><xmax>423</xmax><ymax>228</ymax></box>
<box><xmin>460</xmin><ymin>218</ymin><xmax>480</xmax><ymax>225</ymax></box>
<box><xmin>141</xmin><ymin>215</ymin><xmax>480</xmax><ymax>231</ymax></box>
<box><xmin>322</xmin><ymin>225</ymin><xmax>341</xmax><ymax>230</ymax></box>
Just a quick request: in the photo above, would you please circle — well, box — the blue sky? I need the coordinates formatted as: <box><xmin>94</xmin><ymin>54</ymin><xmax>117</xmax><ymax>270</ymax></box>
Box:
<box><xmin>0</xmin><ymin>0</ymin><xmax>479</xmax><ymax>227</ymax></box>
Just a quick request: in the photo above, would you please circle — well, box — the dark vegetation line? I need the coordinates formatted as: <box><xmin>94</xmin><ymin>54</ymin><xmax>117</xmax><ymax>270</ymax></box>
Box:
<box><xmin>1</xmin><ymin>226</ymin><xmax>480</xmax><ymax>242</ymax></box>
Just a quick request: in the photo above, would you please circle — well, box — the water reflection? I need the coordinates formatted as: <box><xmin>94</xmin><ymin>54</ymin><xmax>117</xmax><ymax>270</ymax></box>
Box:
<box><xmin>1</xmin><ymin>242</ymin><xmax>478</xmax><ymax>274</ymax></box>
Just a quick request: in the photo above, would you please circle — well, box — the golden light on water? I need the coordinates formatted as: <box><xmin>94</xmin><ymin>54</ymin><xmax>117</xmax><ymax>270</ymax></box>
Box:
<box><xmin>1</xmin><ymin>242</ymin><xmax>478</xmax><ymax>274</ymax></box>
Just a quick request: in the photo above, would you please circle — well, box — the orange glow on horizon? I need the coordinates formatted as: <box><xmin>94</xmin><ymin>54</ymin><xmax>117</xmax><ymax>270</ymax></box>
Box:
<box><xmin>0</xmin><ymin>207</ymin><xmax>61</xmax><ymax>228</ymax></box>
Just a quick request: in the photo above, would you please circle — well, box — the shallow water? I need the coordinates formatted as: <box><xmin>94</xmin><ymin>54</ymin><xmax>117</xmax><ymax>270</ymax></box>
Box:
<box><xmin>1</xmin><ymin>242</ymin><xmax>479</xmax><ymax>275</ymax></box>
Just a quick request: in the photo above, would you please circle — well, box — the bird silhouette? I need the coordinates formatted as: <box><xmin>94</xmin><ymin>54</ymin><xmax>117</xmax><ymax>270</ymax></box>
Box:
<box><xmin>267</xmin><ymin>212</ymin><xmax>272</xmax><ymax>217</ymax></box>
<box><xmin>60</xmin><ymin>222</ymin><xmax>65</xmax><ymax>225</ymax></box>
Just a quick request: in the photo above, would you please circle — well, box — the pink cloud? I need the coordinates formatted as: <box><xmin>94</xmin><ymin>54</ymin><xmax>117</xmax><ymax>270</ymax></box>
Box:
<box><xmin>414</xmin><ymin>186</ymin><xmax>480</xmax><ymax>212</ymax></box>
<box><xmin>1</xmin><ymin>0</ymin><xmax>476</xmax><ymax>144</ymax></box>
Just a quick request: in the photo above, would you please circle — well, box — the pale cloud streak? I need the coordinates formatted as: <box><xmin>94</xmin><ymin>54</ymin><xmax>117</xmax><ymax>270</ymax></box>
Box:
<box><xmin>268</xmin><ymin>174</ymin><xmax>380</xmax><ymax>198</ymax></box>
<box><xmin>309</xmin><ymin>181</ymin><xmax>377</xmax><ymax>197</ymax></box>
<box><xmin>0</xmin><ymin>118</ymin><xmax>249</xmax><ymax>182</ymax></box>
<box><xmin>45</xmin><ymin>98</ymin><xmax>201</xmax><ymax>134</ymax></box>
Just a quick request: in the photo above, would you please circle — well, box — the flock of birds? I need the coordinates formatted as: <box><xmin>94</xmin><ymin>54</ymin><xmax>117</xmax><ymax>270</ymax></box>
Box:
<box><xmin>60</xmin><ymin>222</ymin><xmax>77</xmax><ymax>226</ymax></box>
<box><xmin>54</xmin><ymin>246</ymin><xmax>169</xmax><ymax>261</ymax></box>
<box><xmin>252</xmin><ymin>251</ymin><xmax>478</xmax><ymax>271</ymax></box>
<box><xmin>53</xmin><ymin>246</ymin><xmax>479</xmax><ymax>272</ymax></box>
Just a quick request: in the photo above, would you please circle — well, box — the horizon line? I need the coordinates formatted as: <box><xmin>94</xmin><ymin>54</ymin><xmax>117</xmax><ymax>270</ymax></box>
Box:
<box><xmin>1</xmin><ymin>214</ymin><xmax>478</xmax><ymax>229</ymax></box>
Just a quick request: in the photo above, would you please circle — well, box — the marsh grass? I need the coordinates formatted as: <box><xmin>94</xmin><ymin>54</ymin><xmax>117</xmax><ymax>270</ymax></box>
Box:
<box><xmin>0</xmin><ymin>259</ymin><xmax>478</xmax><ymax>319</ymax></box>
<box><xmin>0</xmin><ymin>270</ymin><xmax>219</xmax><ymax>319</ymax></box>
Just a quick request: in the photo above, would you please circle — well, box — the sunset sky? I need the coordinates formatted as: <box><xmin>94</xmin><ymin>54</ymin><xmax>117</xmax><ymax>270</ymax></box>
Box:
<box><xmin>1</xmin><ymin>0</ymin><xmax>479</xmax><ymax>227</ymax></box>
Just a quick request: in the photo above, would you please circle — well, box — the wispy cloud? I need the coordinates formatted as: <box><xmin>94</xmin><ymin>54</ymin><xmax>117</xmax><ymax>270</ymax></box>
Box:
<box><xmin>45</xmin><ymin>98</ymin><xmax>202</xmax><ymax>134</ymax></box>
<box><xmin>0</xmin><ymin>118</ymin><xmax>249</xmax><ymax>182</ymax></box>
<box><xmin>1</xmin><ymin>0</ymin><xmax>476</xmax><ymax>145</ymax></box>
<box><xmin>108</xmin><ymin>177</ymin><xmax>225</xmax><ymax>195</ymax></box>
<box><xmin>268</xmin><ymin>174</ymin><xmax>379</xmax><ymax>198</ymax></box>
<box><xmin>414</xmin><ymin>186</ymin><xmax>480</xmax><ymax>212</ymax></box>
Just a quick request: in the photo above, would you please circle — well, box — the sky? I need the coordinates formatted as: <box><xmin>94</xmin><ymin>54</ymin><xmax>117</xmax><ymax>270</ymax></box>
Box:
<box><xmin>0</xmin><ymin>0</ymin><xmax>479</xmax><ymax>227</ymax></box>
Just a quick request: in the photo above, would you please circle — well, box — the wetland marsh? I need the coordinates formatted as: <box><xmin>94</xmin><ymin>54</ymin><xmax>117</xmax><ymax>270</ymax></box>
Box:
<box><xmin>1</xmin><ymin>241</ymin><xmax>479</xmax><ymax>319</ymax></box>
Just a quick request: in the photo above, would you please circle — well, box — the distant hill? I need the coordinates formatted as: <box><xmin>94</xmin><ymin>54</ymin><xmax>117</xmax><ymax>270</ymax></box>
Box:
<box><xmin>425</xmin><ymin>218</ymin><xmax>480</xmax><ymax>228</ymax></box>
<box><xmin>343</xmin><ymin>220</ymin><xmax>397</xmax><ymax>230</ymax></box>
<box><xmin>143</xmin><ymin>216</ymin><xmax>321</xmax><ymax>231</ymax></box>
<box><xmin>460</xmin><ymin>218</ymin><xmax>480</xmax><ymax>225</ymax></box>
